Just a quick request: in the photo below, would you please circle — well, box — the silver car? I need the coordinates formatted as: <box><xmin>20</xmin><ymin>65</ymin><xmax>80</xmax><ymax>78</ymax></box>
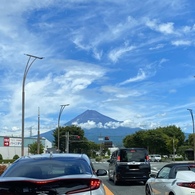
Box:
<box><xmin>0</xmin><ymin>153</ymin><xmax>107</xmax><ymax>195</ymax></box>
<box><xmin>145</xmin><ymin>163</ymin><xmax>195</xmax><ymax>195</ymax></box>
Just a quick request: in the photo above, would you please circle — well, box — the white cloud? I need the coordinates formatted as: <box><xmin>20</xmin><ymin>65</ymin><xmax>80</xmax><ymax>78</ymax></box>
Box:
<box><xmin>171</xmin><ymin>40</ymin><xmax>192</xmax><ymax>46</ymax></box>
<box><xmin>146</xmin><ymin>19</ymin><xmax>175</xmax><ymax>34</ymax></box>
<box><xmin>149</xmin><ymin>44</ymin><xmax>165</xmax><ymax>50</ymax></box>
<box><xmin>119</xmin><ymin>68</ymin><xmax>146</xmax><ymax>85</ymax></box>
<box><xmin>72</xmin><ymin>120</ymin><xmax>141</xmax><ymax>130</ymax></box>
<box><xmin>92</xmin><ymin>48</ymin><xmax>103</xmax><ymax>60</ymax></box>
<box><xmin>108</xmin><ymin>45</ymin><xmax>135</xmax><ymax>63</ymax></box>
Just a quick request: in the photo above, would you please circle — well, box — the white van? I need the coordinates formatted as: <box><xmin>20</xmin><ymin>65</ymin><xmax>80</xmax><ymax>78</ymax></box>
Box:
<box><xmin>149</xmin><ymin>154</ymin><xmax>161</xmax><ymax>162</ymax></box>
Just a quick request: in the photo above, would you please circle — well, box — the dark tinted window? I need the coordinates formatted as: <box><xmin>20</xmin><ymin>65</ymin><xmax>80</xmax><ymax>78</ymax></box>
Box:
<box><xmin>120</xmin><ymin>149</ymin><xmax>147</xmax><ymax>162</ymax></box>
<box><xmin>2</xmin><ymin>158</ymin><xmax>92</xmax><ymax>179</ymax></box>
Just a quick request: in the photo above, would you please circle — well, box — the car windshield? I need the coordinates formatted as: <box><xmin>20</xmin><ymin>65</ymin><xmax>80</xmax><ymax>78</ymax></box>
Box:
<box><xmin>2</xmin><ymin>157</ymin><xmax>92</xmax><ymax>179</ymax></box>
<box><xmin>120</xmin><ymin>149</ymin><xmax>146</xmax><ymax>162</ymax></box>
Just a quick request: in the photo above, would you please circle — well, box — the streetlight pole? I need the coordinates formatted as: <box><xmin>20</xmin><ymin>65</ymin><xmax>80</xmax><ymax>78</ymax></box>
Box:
<box><xmin>187</xmin><ymin>108</ymin><xmax>195</xmax><ymax>162</ymax></box>
<box><xmin>21</xmin><ymin>54</ymin><xmax>43</xmax><ymax>157</ymax></box>
<box><xmin>57</xmin><ymin>104</ymin><xmax>69</xmax><ymax>152</ymax></box>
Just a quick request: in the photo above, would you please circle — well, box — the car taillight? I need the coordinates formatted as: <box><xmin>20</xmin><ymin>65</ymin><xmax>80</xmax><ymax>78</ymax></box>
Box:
<box><xmin>117</xmin><ymin>156</ymin><xmax>120</xmax><ymax>161</ymax></box>
<box><xmin>177</xmin><ymin>182</ymin><xmax>195</xmax><ymax>188</ymax></box>
<box><xmin>146</xmin><ymin>155</ymin><xmax>149</xmax><ymax>161</ymax></box>
<box><xmin>66</xmin><ymin>179</ymin><xmax>102</xmax><ymax>194</ymax></box>
<box><xmin>90</xmin><ymin>179</ymin><xmax>101</xmax><ymax>189</ymax></box>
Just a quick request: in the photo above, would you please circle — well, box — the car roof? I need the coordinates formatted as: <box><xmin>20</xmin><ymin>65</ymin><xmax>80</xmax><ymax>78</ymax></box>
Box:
<box><xmin>161</xmin><ymin>163</ymin><xmax>195</xmax><ymax>179</ymax></box>
<box><xmin>16</xmin><ymin>153</ymin><xmax>91</xmax><ymax>164</ymax></box>
<box><xmin>118</xmin><ymin>147</ymin><xmax>147</xmax><ymax>150</ymax></box>
<box><xmin>164</xmin><ymin>163</ymin><xmax>195</xmax><ymax>168</ymax></box>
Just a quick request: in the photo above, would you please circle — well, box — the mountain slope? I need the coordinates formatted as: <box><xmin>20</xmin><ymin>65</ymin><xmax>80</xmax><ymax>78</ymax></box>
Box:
<box><xmin>39</xmin><ymin>110</ymin><xmax>140</xmax><ymax>146</ymax></box>
<box><xmin>66</xmin><ymin>110</ymin><xmax>119</xmax><ymax>125</ymax></box>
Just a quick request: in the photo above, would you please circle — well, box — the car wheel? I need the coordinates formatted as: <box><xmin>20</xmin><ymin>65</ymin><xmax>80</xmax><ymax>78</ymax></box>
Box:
<box><xmin>145</xmin><ymin>185</ymin><xmax>151</xmax><ymax>195</ymax></box>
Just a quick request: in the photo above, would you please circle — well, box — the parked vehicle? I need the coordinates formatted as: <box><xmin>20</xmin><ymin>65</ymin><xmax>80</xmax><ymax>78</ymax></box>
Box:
<box><xmin>145</xmin><ymin>163</ymin><xmax>195</xmax><ymax>195</ymax></box>
<box><xmin>107</xmin><ymin>147</ymin><xmax>151</xmax><ymax>185</ymax></box>
<box><xmin>169</xmin><ymin>154</ymin><xmax>183</xmax><ymax>159</ymax></box>
<box><xmin>0</xmin><ymin>153</ymin><xmax>107</xmax><ymax>195</ymax></box>
<box><xmin>149</xmin><ymin>154</ymin><xmax>162</xmax><ymax>162</ymax></box>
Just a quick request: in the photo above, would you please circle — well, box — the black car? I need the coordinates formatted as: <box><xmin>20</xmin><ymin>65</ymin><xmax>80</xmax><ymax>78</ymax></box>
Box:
<box><xmin>107</xmin><ymin>148</ymin><xmax>151</xmax><ymax>185</ymax></box>
<box><xmin>0</xmin><ymin>153</ymin><xmax>107</xmax><ymax>195</ymax></box>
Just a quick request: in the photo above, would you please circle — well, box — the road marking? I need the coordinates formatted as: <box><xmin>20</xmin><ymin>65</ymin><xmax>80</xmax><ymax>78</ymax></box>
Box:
<box><xmin>104</xmin><ymin>184</ymin><xmax>114</xmax><ymax>195</ymax></box>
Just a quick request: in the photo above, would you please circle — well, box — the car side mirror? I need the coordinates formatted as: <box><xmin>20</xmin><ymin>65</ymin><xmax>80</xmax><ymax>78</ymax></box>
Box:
<box><xmin>96</xmin><ymin>169</ymin><xmax>107</xmax><ymax>176</ymax></box>
<box><xmin>149</xmin><ymin>173</ymin><xmax>157</xmax><ymax>178</ymax></box>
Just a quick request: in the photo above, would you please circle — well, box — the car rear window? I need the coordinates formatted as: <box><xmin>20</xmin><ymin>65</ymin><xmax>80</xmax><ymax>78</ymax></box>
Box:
<box><xmin>120</xmin><ymin>149</ymin><xmax>147</xmax><ymax>162</ymax></box>
<box><xmin>2</xmin><ymin>158</ymin><xmax>92</xmax><ymax>179</ymax></box>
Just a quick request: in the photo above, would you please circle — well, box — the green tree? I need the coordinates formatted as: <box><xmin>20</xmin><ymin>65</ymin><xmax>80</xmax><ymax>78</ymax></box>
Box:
<box><xmin>87</xmin><ymin>141</ymin><xmax>100</xmax><ymax>157</ymax></box>
<box><xmin>123</xmin><ymin>125</ymin><xmax>185</xmax><ymax>155</ymax></box>
<box><xmin>188</xmin><ymin>134</ymin><xmax>195</xmax><ymax>147</ymax></box>
<box><xmin>165</xmin><ymin>136</ymin><xmax>179</xmax><ymax>154</ymax></box>
<box><xmin>145</xmin><ymin>129</ymin><xmax>170</xmax><ymax>154</ymax></box>
<box><xmin>161</xmin><ymin>125</ymin><xmax>185</xmax><ymax>146</ymax></box>
<box><xmin>28</xmin><ymin>142</ymin><xmax>44</xmax><ymax>154</ymax></box>
<box><xmin>53</xmin><ymin>125</ymin><xmax>99</xmax><ymax>155</ymax></box>
<box><xmin>123</xmin><ymin>129</ymin><xmax>169</xmax><ymax>154</ymax></box>
<box><xmin>123</xmin><ymin>134</ymin><xmax>137</xmax><ymax>148</ymax></box>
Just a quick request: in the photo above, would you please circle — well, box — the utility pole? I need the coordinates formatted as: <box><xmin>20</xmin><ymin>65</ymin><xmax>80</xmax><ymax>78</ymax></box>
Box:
<box><xmin>37</xmin><ymin>107</ymin><xmax>40</xmax><ymax>154</ymax></box>
<box><xmin>173</xmin><ymin>138</ymin><xmax>175</xmax><ymax>162</ymax></box>
<box><xmin>66</xmin><ymin>131</ymin><xmax>69</xmax><ymax>153</ymax></box>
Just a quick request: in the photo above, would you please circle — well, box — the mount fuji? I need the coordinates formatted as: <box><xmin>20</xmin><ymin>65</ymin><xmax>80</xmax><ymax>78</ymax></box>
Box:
<box><xmin>40</xmin><ymin>110</ymin><xmax>141</xmax><ymax>146</ymax></box>
<box><xmin>66</xmin><ymin>110</ymin><xmax>119</xmax><ymax>125</ymax></box>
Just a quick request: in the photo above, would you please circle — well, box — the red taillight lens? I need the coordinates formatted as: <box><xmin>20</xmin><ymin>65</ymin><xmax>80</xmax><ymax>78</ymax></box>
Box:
<box><xmin>117</xmin><ymin>156</ymin><xmax>120</xmax><ymax>161</ymax></box>
<box><xmin>67</xmin><ymin>179</ymin><xmax>102</xmax><ymax>194</ymax></box>
<box><xmin>90</xmin><ymin>179</ymin><xmax>101</xmax><ymax>189</ymax></box>
<box><xmin>146</xmin><ymin>155</ymin><xmax>149</xmax><ymax>161</ymax></box>
<box><xmin>177</xmin><ymin>182</ymin><xmax>195</xmax><ymax>189</ymax></box>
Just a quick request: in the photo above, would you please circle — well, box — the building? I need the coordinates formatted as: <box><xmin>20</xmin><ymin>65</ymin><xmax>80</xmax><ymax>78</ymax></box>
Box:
<box><xmin>0</xmin><ymin>136</ymin><xmax>52</xmax><ymax>159</ymax></box>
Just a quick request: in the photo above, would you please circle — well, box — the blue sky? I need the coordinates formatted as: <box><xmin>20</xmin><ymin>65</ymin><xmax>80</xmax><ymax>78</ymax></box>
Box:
<box><xmin>1</xmin><ymin>0</ymin><xmax>195</xmax><ymax>137</ymax></box>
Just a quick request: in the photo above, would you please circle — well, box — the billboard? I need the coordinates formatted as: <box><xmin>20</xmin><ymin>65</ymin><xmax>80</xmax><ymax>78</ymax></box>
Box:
<box><xmin>4</xmin><ymin>137</ymin><xmax>22</xmax><ymax>147</ymax></box>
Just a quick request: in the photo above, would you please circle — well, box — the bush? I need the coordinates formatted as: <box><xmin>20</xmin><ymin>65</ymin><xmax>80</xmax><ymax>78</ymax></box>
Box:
<box><xmin>13</xmin><ymin>155</ymin><xmax>19</xmax><ymax>160</ymax></box>
<box><xmin>0</xmin><ymin>154</ymin><xmax>3</xmax><ymax>160</ymax></box>
<box><xmin>173</xmin><ymin>157</ymin><xmax>183</xmax><ymax>161</ymax></box>
<box><xmin>95</xmin><ymin>156</ymin><xmax>102</xmax><ymax>162</ymax></box>
<box><xmin>0</xmin><ymin>159</ymin><xmax>15</xmax><ymax>164</ymax></box>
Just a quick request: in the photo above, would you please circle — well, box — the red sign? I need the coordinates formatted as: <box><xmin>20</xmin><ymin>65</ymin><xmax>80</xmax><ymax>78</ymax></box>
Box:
<box><xmin>4</xmin><ymin>137</ymin><xmax>10</xmax><ymax>147</ymax></box>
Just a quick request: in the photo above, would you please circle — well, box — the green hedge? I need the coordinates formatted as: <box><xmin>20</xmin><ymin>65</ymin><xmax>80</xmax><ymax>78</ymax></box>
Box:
<box><xmin>0</xmin><ymin>159</ymin><xmax>15</xmax><ymax>164</ymax></box>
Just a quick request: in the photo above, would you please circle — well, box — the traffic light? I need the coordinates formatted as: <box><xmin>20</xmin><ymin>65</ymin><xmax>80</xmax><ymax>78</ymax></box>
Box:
<box><xmin>105</xmin><ymin>136</ymin><xmax>109</xmax><ymax>140</ymax></box>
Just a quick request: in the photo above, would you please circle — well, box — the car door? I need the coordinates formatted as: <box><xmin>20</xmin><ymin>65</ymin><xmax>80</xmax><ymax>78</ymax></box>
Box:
<box><xmin>150</xmin><ymin>166</ymin><xmax>173</xmax><ymax>194</ymax></box>
<box><xmin>108</xmin><ymin>151</ymin><xmax>117</xmax><ymax>179</ymax></box>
